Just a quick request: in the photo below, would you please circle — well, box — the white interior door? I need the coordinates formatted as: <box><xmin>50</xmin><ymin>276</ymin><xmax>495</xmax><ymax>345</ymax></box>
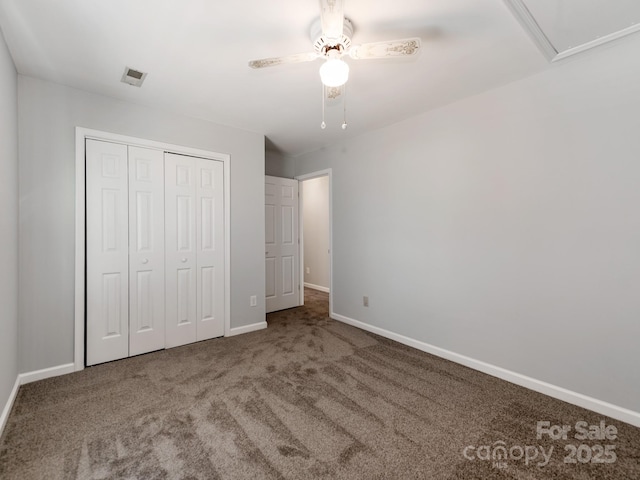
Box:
<box><xmin>195</xmin><ymin>158</ymin><xmax>225</xmax><ymax>341</ymax></box>
<box><xmin>128</xmin><ymin>146</ymin><xmax>165</xmax><ymax>356</ymax></box>
<box><xmin>86</xmin><ymin>139</ymin><xmax>129</xmax><ymax>365</ymax></box>
<box><xmin>165</xmin><ymin>153</ymin><xmax>198</xmax><ymax>347</ymax></box>
<box><xmin>265</xmin><ymin>176</ymin><xmax>300</xmax><ymax>313</ymax></box>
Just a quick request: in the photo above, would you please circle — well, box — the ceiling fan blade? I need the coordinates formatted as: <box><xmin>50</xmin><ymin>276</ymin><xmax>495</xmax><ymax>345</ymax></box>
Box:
<box><xmin>349</xmin><ymin>37</ymin><xmax>421</xmax><ymax>60</ymax></box>
<box><xmin>248</xmin><ymin>52</ymin><xmax>319</xmax><ymax>69</ymax></box>
<box><xmin>319</xmin><ymin>0</ymin><xmax>345</xmax><ymax>45</ymax></box>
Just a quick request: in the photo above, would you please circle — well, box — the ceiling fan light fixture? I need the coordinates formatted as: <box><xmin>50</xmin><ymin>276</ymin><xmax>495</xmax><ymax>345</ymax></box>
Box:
<box><xmin>319</xmin><ymin>58</ymin><xmax>349</xmax><ymax>87</ymax></box>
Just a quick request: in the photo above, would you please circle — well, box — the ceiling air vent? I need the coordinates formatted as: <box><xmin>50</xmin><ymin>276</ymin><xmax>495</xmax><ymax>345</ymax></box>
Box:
<box><xmin>121</xmin><ymin>67</ymin><xmax>147</xmax><ymax>87</ymax></box>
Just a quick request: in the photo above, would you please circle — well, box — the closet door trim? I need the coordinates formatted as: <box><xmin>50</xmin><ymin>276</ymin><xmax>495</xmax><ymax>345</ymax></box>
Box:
<box><xmin>75</xmin><ymin>127</ymin><xmax>231</xmax><ymax>371</ymax></box>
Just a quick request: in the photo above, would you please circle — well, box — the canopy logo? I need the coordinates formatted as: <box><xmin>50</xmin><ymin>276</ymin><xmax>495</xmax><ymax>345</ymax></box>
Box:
<box><xmin>462</xmin><ymin>441</ymin><xmax>552</xmax><ymax>470</ymax></box>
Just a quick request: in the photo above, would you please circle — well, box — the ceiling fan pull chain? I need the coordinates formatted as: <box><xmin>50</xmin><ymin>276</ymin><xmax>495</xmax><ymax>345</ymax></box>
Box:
<box><xmin>321</xmin><ymin>84</ymin><xmax>327</xmax><ymax>129</ymax></box>
<box><xmin>342</xmin><ymin>83</ymin><xmax>347</xmax><ymax>130</ymax></box>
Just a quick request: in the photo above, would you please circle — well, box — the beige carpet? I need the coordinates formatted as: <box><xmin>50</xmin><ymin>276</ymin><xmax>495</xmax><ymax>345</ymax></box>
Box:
<box><xmin>1</xmin><ymin>289</ymin><xmax>639</xmax><ymax>479</ymax></box>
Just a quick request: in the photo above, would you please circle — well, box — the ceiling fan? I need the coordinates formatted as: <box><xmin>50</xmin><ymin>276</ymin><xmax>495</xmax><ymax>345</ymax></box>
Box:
<box><xmin>248</xmin><ymin>0</ymin><xmax>421</xmax><ymax>128</ymax></box>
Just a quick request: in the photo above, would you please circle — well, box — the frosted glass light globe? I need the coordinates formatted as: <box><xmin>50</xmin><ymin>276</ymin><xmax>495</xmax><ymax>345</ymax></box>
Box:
<box><xmin>319</xmin><ymin>58</ymin><xmax>349</xmax><ymax>87</ymax></box>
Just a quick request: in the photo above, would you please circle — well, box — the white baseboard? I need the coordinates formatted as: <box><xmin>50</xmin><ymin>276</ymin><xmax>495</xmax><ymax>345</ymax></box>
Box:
<box><xmin>0</xmin><ymin>376</ymin><xmax>20</xmax><ymax>437</ymax></box>
<box><xmin>227</xmin><ymin>321</ymin><xmax>268</xmax><ymax>337</ymax></box>
<box><xmin>1</xmin><ymin>362</ymin><xmax>78</xmax><ymax>437</ymax></box>
<box><xmin>19</xmin><ymin>363</ymin><xmax>75</xmax><ymax>385</ymax></box>
<box><xmin>304</xmin><ymin>283</ymin><xmax>330</xmax><ymax>293</ymax></box>
<box><xmin>331</xmin><ymin>312</ymin><xmax>640</xmax><ymax>428</ymax></box>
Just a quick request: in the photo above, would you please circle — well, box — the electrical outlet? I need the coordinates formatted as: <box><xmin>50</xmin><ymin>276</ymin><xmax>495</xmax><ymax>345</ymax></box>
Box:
<box><xmin>250</xmin><ymin>295</ymin><xmax>257</xmax><ymax>307</ymax></box>
<box><xmin>363</xmin><ymin>296</ymin><xmax>369</xmax><ymax>307</ymax></box>
<box><xmin>306</xmin><ymin>267</ymin><xmax>310</xmax><ymax>274</ymax></box>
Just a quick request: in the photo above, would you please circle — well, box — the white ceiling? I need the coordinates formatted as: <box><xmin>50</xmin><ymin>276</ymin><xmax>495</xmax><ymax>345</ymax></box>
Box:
<box><xmin>520</xmin><ymin>0</ymin><xmax>640</xmax><ymax>52</ymax></box>
<box><xmin>0</xmin><ymin>0</ymin><xmax>634</xmax><ymax>157</ymax></box>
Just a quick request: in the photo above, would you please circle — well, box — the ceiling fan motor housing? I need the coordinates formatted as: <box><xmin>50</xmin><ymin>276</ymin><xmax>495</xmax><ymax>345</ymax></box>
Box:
<box><xmin>311</xmin><ymin>17</ymin><xmax>353</xmax><ymax>55</ymax></box>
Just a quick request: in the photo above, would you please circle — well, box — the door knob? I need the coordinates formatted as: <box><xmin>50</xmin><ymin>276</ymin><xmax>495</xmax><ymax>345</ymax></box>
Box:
<box><xmin>141</xmin><ymin>258</ymin><xmax>149</xmax><ymax>264</ymax></box>
<box><xmin>181</xmin><ymin>258</ymin><xmax>187</xmax><ymax>263</ymax></box>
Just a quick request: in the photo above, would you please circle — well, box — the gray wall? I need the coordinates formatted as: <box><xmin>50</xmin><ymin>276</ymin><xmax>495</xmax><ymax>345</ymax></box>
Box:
<box><xmin>18</xmin><ymin>75</ymin><xmax>265</xmax><ymax>373</ymax></box>
<box><xmin>265</xmin><ymin>149</ymin><xmax>295</xmax><ymax>178</ymax></box>
<box><xmin>303</xmin><ymin>176</ymin><xmax>330</xmax><ymax>290</ymax></box>
<box><xmin>294</xmin><ymin>35</ymin><xmax>640</xmax><ymax>412</ymax></box>
<box><xmin>0</xmin><ymin>29</ymin><xmax>18</xmax><ymax>412</ymax></box>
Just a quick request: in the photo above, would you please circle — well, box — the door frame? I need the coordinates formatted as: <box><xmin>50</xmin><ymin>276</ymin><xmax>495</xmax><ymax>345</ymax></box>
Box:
<box><xmin>295</xmin><ymin>169</ymin><xmax>333</xmax><ymax>315</ymax></box>
<box><xmin>74</xmin><ymin>127</ymin><xmax>231</xmax><ymax>372</ymax></box>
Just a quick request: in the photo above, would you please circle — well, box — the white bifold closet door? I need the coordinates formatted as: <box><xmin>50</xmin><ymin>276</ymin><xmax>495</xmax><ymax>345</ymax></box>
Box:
<box><xmin>86</xmin><ymin>140</ymin><xmax>131</xmax><ymax>365</ymax></box>
<box><xmin>86</xmin><ymin>140</ymin><xmax>224</xmax><ymax>366</ymax></box>
<box><xmin>128</xmin><ymin>146</ymin><xmax>166</xmax><ymax>357</ymax></box>
<box><xmin>164</xmin><ymin>153</ymin><xmax>224</xmax><ymax>348</ymax></box>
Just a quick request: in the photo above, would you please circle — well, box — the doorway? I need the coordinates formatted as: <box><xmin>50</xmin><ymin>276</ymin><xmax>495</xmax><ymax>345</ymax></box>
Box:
<box><xmin>297</xmin><ymin>169</ymin><xmax>333</xmax><ymax>315</ymax></box>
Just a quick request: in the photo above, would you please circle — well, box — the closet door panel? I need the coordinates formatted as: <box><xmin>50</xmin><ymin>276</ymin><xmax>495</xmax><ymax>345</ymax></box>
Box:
<box><xmin>165</xmin><ymin>153</ymin><xmax>197</xmax><ymax>347</ymax></box>
<box><xmin>86</xmin><ymin>139</ymin><xmax>129</xmax><ymax>365</ymax></box>
<box><xmin>128</xmin><ymin>146</ymin><xmax>166</xmax><ymax>356</ymax></box>
<box><xmin>196</xmin><ymin>159</ymin><xmax>225</xmax><ymax>341</ymax></box>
